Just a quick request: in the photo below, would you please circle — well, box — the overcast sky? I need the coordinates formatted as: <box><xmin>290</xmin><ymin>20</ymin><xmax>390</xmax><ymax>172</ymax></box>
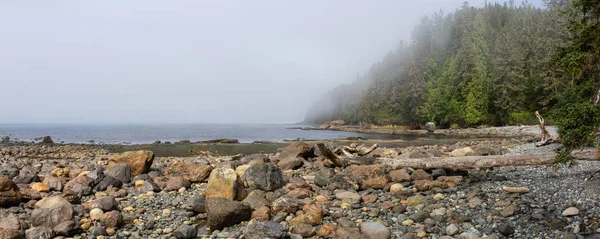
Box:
<box><xmin>0</xmin><ymin>0</ymin><xmax>541</xmax><ymax>124</ymax></box>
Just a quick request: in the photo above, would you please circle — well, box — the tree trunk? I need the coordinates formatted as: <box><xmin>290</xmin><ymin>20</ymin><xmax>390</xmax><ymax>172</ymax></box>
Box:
<box><xmin>379</xmin><ymin>149</ymin><xmax>599</xmax><ymax>170</ymax></box>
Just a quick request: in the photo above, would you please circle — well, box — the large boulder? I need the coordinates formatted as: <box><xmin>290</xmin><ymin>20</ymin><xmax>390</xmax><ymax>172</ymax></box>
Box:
<box><xmin>40</xmin><ymin>136</ymin><xmax>53</xmax><ymax>144</ymax></box>
<box><xmin>206</xmin><ymin>167</ymin><xmax>245</xmax><ymax>201</ymax></box>
<box><xmin>185</xmin><ymin>194</ymin><xmax>206</xmax><ymax>214</ymax></box>
<box><xmin>206</xmin><ymin>198</ymin><xmax>251</xmax><ymax>230</ymax></box>
<box><xmin>31</xmin><ymin>196</ymin><xmax>73</xmax><ymax>228</ymax></box>
<box><xmin>243</xmin><ymin>222</ymin><xmax>289</xmax><ymax>239</ymax></box>
<box><xmin>242</xmin><ymin>161</ymin><xmax>284</xmax><ymax>191</ymax></box>
<box><xmin>105</xmin><ymin>163</ymin><xmax>132</xmax><ymax>184</ymax></box>
<box><xmin>165</xmin><ymin>163</ymin><xmax>213</xmax><ymax>183</ymax></box>
<box><xmin>276</xmin><ymin>142</ymin><xmax>315</xmax><ymax>170</ymax></box>
<box><xmin>314</xmin><ymin>168</ymin><xmax>335</xmax><ymax>187</ymax></box>
<box><xmin>25</xmin><ymin>226</ymin><xmax>54</xmax><ymax>239</ymax></box>
<box><xmin>0</xmin><ymin>166</ymin><xmax>19</xmax><ymax>179</ymax></box>
<box><xmin>108</xmin><ymin>150</ymin><xmax>154</xmax><ymax>175</ymax></box>
<box><xmin>425</xmin><ymin>122</ymin><xmax>435</xmax><ymax>133</ymax></box>
<box><xmin>0</xmin><ymin>177</ymin><xmax>21</xmax><ymax>207</ymax></box>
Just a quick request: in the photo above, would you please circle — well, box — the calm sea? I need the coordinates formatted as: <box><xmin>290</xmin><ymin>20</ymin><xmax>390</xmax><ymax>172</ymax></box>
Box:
<box><xmin>0</xmin><ymin>124</ymin><xmax>370</xmax><ymax>144</ymax></box>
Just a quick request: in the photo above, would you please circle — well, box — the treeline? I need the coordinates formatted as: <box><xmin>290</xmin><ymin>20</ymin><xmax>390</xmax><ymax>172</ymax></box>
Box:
<box><xmin>305</xmin><ymin>1</ymin><xmax>572</xmax><ymax>128</ymax></box>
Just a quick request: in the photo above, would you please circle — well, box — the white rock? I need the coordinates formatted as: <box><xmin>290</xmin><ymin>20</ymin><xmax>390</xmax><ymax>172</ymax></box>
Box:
<box><xmin>562</xmin><ymin>207</ymin><xmax>580</xmax><ymax>217</ymax></box>
<box><xmin>90</xmin><ymin>208</ymin><xmax>104</xmax><ymax>221</ymax></box>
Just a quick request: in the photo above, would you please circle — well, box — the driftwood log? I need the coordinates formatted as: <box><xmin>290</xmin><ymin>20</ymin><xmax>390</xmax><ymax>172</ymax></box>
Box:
<box><xmin>535</xmin><ymin>111</ymin><xmax>557</xmax><ymax>147</ymax></box>
<box><xmin>379</xmin><ymin>149</ymin><xmax>599</xmax><ymax>170</ymax></box>
<box><xmin>317</xmin><ymin>143</ymin><xmax>345</xmax><ymax>167</ymax></box>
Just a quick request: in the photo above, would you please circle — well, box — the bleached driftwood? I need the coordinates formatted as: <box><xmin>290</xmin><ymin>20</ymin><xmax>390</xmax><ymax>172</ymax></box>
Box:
<box><xmin>535</xmin><ymin>111</ymin><xmax>558</xmax><ymax>147</ymax></box>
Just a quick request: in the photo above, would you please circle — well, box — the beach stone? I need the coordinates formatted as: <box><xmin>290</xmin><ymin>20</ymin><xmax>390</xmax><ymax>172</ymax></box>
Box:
<box><xmin>52</xmin><ymin>220</ymin><xmax>79</xmax><ymax>236</ymax></box>
<box><xmin>89</xmin><ymin>226</ymin><xmax>108</xmax><ymax>237</ymax></box>
<box><xmin>344</xmin><ymin>165</ymin><xmax>386</xmax><ymax>180</ymax></box>
<box><xmin>165</xmin><ymin>163</ymin><xmax>213</xmax><ymax>183</ymax></box>
<box><xmin>414</xmin><ymin>180</ymin><xmax>448</xmax><ymax>191</ymax></box>
<box><xmin>497</xmin><ymin>224</ymin><xmax>514</xmax><ymax>236</ymax></box>
<box><xmin>25</xmin><ymin>226</ymin><xmax>54</xmax><ymax>239</ymax></box>
<box><xmin>105</xmin><ymin>163</ymin><xmax>132</xmax><ymax>184</ymax></box>
<box><xmin>327</xmin><ymin>174</ymin><xmax>361</xmax><ymax>191</ymax></box>
<box><xmin>252</xmin><ymin>205</ymin><xmax>271</xmax><ymax>221</ymax></box>
<box><xmin>186</xmin><ymin>194</ymin><xmax>206</xmax><ymax>214</ymax></box>
<box><xmin>499</xmin><ymin>205</ymin><xmax>516</xmax><ymax>217</ymax></box>
<box><xmin>108</xmin><ymin>150</ymin><xmax>154</xmax><ymax>175</ymax></box>
<box><xmin>502</xmin><ymin>186</ymin><xmax>529</xmax><ymax>193</ymax></box>
<box><xmin>0</xmin><ymin>214</ymin><xmax>25</xmax><ymax>239</ymax></box>
<box><xmin>360</xmin><ymin>176</ymin><xmax>388</xmax><ymax>190</ymax></box>
<box><xmin>411</xmin><ymin>169</ymin><xmax>433</xmax><ymax>180</ymax></box>
<box><xmin>206</xmin><ymin>167</ymin><xmax>244</xmax><ymax>200</ymax></box>
<box><xmin>562</xmin><ymin>207</ymin><xmax>579</xmax><ymax>216</ymax></box>
<box><xmin>335</xmin><ymin>190</ymin><xmax>361</xmax><ymax>204</ymax></box>
<box><xmin>206</xmin><ymin>198</ymin><xmax>251</xmax><ymax>230</ymax></box>
<box><xmin>278</xmin><ymin>157</ymin><xmax>303</xmax><ymax>170</ymax></box>
<box><xmin>446</xmin><ymin>223</ymin><xmax>460</xmax><ymax>236</ymax></box>
<box><xmin>425</xmin><ymin>122</ymin><xmax>435</xmax><ymax>132</ymax></box>
<box><xmin>409</xmin><ymin>150</ymin><xmax>434</xmax><ymax>158</ymax></box>
<box><xmin>83</xmin><ymin>196</ymin><xmax>117</xmax><ymax>211</ymax></box>
<box><xmin>136</xmin><ymin>180</ymin><xmax>160</xmax><ymax>192</ymax></box>
<box><xmin>166</xmin><ymin>177</ymin><xmax>191</xmax><ymax>191</ymax></box>
<box><xmin>32</xmin><ymin>197</ymin><xmax>73</xmax><ymax>228</ymax></box>
<box><xmin>317</xmin><ymin>223</ymin><xmax>336</xmax><ymax>238</ymax></box>
<box><xmin>90</xmin><ymin>208</ymin><xmax>104</xmax><ymax>221</ymax></box>
<box><xmin>1</xmin><ymin>136</ymin><xmax>9</xmax><ymax>144</ymax></box>
<box><xmin>63</xmin><ymin>175</ymin><xmax>94</xmax><ymax>198</ymax></box>
<box><xmin>173</xmin><ymin>224</ymin><xmax>198</xmax><ymax>239</ymax></box>
<box><xmin>336</xmin><ymin>227</ymin><xmax>362</xmax><ymax>239</ymax></box>
<box><xmin>390</xmin><ymin>183</ymin><xmax>404</xmax><ymax>192</ymax></box>
<box><xmin>0</xmin><ymin>166</ymin><xmax>19</xmax><ymax>179</ymax></box>
<box><xmin>388</xmin><ymin>169</ymin><xmax>411</xmax><ymax>182</ymax></box>
<box><xmin>0</xmin><ymin>177</ymin><xmax>21</xmax><ymax>207</ymax></box>
<box><xmin>450</xmin><ymin>147</ymin><xmax>475</xmax><ymax>157</ymax></box>
<box><xmin>242</xmin><ymin>160</ymin><xmax>284</xmax><ymax>191</ymax></box>
<box><xmin>290</xmin><ymin>204</ymin><xmax>323</xmax><ymax>226</ymax></box>
<box><xmin>100</xmin><ymin>210</ymin><xmax>122</xmax><ymax>228</ymax></box>
<box><xmin>13</xmin><ymin>170</ymin><xmax>40</xmax><ymax>184</ymax></box>
<box><xmin>292</xmin><ymin>223</ymin><xmax>314</xmax><ymax>237</ymax></box>
<box><xmin>41</xmin><ymin>177</ymin><xmax>64</xmax><ymax>191</ymax></box>
<box><xmin>243</xmin><ymin>191</ymin><xmax>269</xmax><ymax>210</ymax></box>
<box><xmin>314</xmin><ymin>168</ymin><xmax>335</xmax><ymax>187</ymax></box>
<box><xmin>360</xmin><ymin>222</ymin><xmax>390</xmax><ymax>239</ymax></box>
<box><xmin>94</xmin><ymin>176</ymin><xmax>122</xmax><ymax>191</ymax></box>
<box><xmin>243</xmin><ymin>222</ymin><xmax>288</xmax><ymax>239</ymax></box>
<box><xmin>278</xmin><ymin>142</ymin><xmax>314</xmax><ymax>170</ymax></box>
<box><xmin>459</xmin><ymin>232</ymin><xmax>480</xmax><ymax>239</ymax></box>
<box><xmin>272</xmin><ymin>196</ymin><xmax>303</xmax><ymax>213</ymax></box>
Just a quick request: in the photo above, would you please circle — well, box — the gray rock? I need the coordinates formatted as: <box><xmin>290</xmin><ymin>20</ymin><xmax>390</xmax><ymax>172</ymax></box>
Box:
<box><xmin>425</xmin><ymin>122</ymin><xmax>435</xmax><ymax>133</ymax></box>
<box><xmin>278</xmin><ymin>157</ymin><xmax>303</xmax><ymax>170</ymax></box>
<box><xmin>446</xmin><ymin>223</ymin><xmax>460</xmax><ymax>236</ymax></box>
<box><xmin>497</xmin><ymin>224</ymin><xmax>514</xmax><ymax>236</ymax></box>
<box><xmin>243</xmin><ymin>222</ymin><xmax>289</xmax><ymax>239</ymax></box>
<box><xmin>292</xmin><ymin>223</ymin><xmax>314</xmax><ymax>237</ymax></box>
<box><xmin>327</xmin><ymin>174</ymin><xmax>361</xmax><ymax>191</ymax></box>
<box><xmin>1</xmin><ymin>136</ymin><xmax>9</xmax><ymax>144</ymax></box>
<box><xmin>94</xmin><ymin>176</ymin><xmax>122</xmax><ymax>191</ymax></box>
<box><xmin>42</xmin><ymin>176</ymin><xmax>64</xmax><ymax>191</ymax></box>
<box><xmin>271</xmin><ymin>196</ymin><xmax>303</xmax><ymax>213</ymax></box>
<box><xmin>411</xmin><ymin>169</ymin><xmax>433</xmax><ymax>180</ymax></box>
<box><xmin>166</xmin><ymin>177</ymin><xmax>191</xmax><ymax>191</ymax></box>
<box><xmin>243</xmin><ymin>191</ymin><xmax>269</xmax><ymax>210</ymax></box>
<box><xmin>106</xmin><ymin>163</ymin><xmax>132</xmax><ymax>184</ymax></box>
<box><xmin>206</xmin><ymin>198</ymin><xmax>251</xmax><ymax>230</ymax></box>
<box><xmin>0</xmin><ymin>213</ymin><xmax>25</xmax><ymax>239</ymax></box>
<box><xmin>31</xmin><ymin>196</ymin><xmax>73</xmax><ymax>228</ymax></box>
<box><xmin>173</xmin><ymin>224</ymin><xmax>198</xmax><ymax>239</ymax></box>
<box><xmin>409</xmin><ymin>150</ymin><xmax>434</xmax><ymax>159</ymax></box>
<box><xmin>52</xmin><ymin>220</ymin><xmax>79</xmax><ymax>236</ymax></box>
<box><xmin>86</xmin><ymin>167</ymin><xmax>105</xmax><ymax>185</ymax></box>
<box><xmin>186</xmin><ymin>194</ymin><xmax>206</xmax><ymax>214</ymax></box>
<box><xmin>314</xmin><ymin>168</ymin><xmax>335</xmax><ymax>187</ymax></box>
<box><xmin>360</xmin><ymin>222</ymin><xmax>390</xmax><ymax>239</ymax></box>
<box><xmin>25</xmin><ymin>226</ymin><xmax>54</xmax><ymax>239</ymax></box>
<box><xmin>409</xmin><ymin>210</ymin><xmax>429</xmax><ymax>223</ymax></box>
<box><xmin>82</xmin><ymin>196</ymin><xmax>118</xmax><ymax>211</ymax></box>
<box><xmin>335</xmin><ymin>190</ymin><xmax>361</xmax><ymax>204</ymax></box>
<box><xmin>242</xmin><ymin>161</ymin><xmax>284</xmax><ymax>191</ymax></box>
<box><xmin>0</xmin><ymin>166</ymin><xmax>19</xmax><ymax>179</ymax></box>
<box><xmin>89</xmin><ymin>226</ymin><xmax>108</xmax><ymax>237</ymax></box>
<box><xmin>137</xmin><ymin>180</ymin><xmax>161</xmax><ymax>192</ymax></box>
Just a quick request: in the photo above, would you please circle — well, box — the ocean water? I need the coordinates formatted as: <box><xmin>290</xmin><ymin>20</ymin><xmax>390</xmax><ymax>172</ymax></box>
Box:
<box><xmin>0</xmin><ymin>124</ymin><xmax>371</xmax><ymax>144</ymax></box>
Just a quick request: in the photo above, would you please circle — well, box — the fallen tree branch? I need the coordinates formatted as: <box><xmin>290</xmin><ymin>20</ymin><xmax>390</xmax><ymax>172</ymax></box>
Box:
<box><xmin>317</xmin><ymin>143</ymin><xmax>345</xmax><ymax>167</ymax></box>
<box><xmin>378</xmin><ymin>149</ymin><xmax>599</xmax><ymax>170</ymax></box>
<box><xmin>357</xmin><ymin>144</ymin><xmax>378</xmax><ymax>156</ymax></box>
<box><xmin>535</xmin><ymin>111</ymin><xmax>557</xmax><ymax>147</ymax></box>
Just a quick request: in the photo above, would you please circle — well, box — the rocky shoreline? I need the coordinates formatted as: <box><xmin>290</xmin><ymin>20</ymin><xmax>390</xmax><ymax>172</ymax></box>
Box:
<box><xmin>0</xmin><ymin>129</ymin><xmax>598</xmax><ymax>239</ymax></box>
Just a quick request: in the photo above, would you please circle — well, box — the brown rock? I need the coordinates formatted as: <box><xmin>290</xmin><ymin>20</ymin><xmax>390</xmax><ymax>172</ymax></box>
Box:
<box><xmin>20</xmin><ymin>189</ymin><xmax>42</xmax><ymax>200</ymax></box>
<box><xmin>31</xmin><ymin>196</ymin><xmax>73</xmax><ymax>228</ymax></box>
<box><xmin>292</xmin><ymin>223</ymin><xmax>315</xmax><ymax>237</ymax></box>
<box><xmin>361</xmin><ymin>195</ymin><xmax>377</xmax><ymax>204</ymax></box>
<box><xmin>414</xmin><ymin>180</ymin><xmax>448</xmax><ymax>191</ymax></box>
<box><xmin>388</xmin><ymin>169</ymin><xmax>411</xmax><ymax>182</ymax></box>
<box><xmin>251</xmin><ymin>206</ymin><xmax>271</xmax><ymax>221</ymax></box>
<box><xmin>31</xmin><ymin>183</ymin><xmax>49</xmax><ymax>193</ymax></box>
<box><xmin>206</xmin><ymin>167</ymin><xmax>244</xmax><ymax>200</ymax></box>
<box><xmin>99</xmin><ymin>211</ymin><xmax>122</xmax><ymax>228</ymax></box>
<box><xmin>0</xmin><ymin>177</ymin><xmax>21</xmax><ymax>207</ymax></box>
<box><xmin>206</xmin><ymin>198</ymin><xmax>252</xmax><ymax>230</ymax></box>
<box><xmin>83</xmin><ymin>196</ymin><xmax>118</xmax><ymax>211</ymax></box>
<box><xmin>63</xmin><ymin>175</ymin><xmax>94</xmax><ymax>197</ymax></box>
<box><xmin>343</xmin><ymin>165</ymin><xmax>386</xmax><ymax>181</ymax></box>
<box><xmin>360</xmin><ymin>176</ymin><xmax>388</xmax><ymax>190</ymax></box>
<box><xmin>317</xmin><ymin>223</ymin><xmax>336</xmax><ymax>238</ymax></box>
<box><xmin>51</xmin><ymin>168</ymin><xmax>70</xmax><ymax>178</ymax></box>
<box><xmin>380</xmin><ymin>201</ymin><xmax>395</xmax><ymax>210</ymax></box>
<box><xmin>286</xmin><ymin>188</ymin><xmax>312</xmax><ymax>199</ymax></box>
<box><xmin>108</xmin><ymin>150</ymin><xmax>154</xmax><ymax>175</ymax></box>
<box><xmin>290</xmin><ymin>204</ymin><xmax>323</xmax><ymax>226</ymax></box>
<box><xmin>411</xmin><ymin>169</ymin><xmax>433</xmax><ymax>181</ymax></box>
<box><xmin>41</xmin><ymin>177</ymin><xmax>65</xmax><ymax>191</ymax></box>
<box><xmin>335</xmin><ymin>227</ymin><xmax>362</xmax><ymax>239</ymax></box>
<box><xmin>276</xmin><ymin>142</ymin><xmax>314</xmax><ymax>170</ymax></box>
<box><xmin>165</xmin><ymin>163</ymin><xmax>213</xmax><ymax>183</ymax></box>
<box><xmin>165</xmin><ymin>177</ymin><xmax>191</xmax><ymax>191</ymax></box>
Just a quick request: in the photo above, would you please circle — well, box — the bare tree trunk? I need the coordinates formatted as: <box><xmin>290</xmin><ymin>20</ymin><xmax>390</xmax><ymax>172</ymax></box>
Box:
<box><xmin>379</xmin><ymin>149</ymin><xmax>599</xmax><ymax>170</ymax></box>
<box><xmin>536</xmin><ymin>111</ymin><xmax>555</xmax><ymax>147</ymax></box>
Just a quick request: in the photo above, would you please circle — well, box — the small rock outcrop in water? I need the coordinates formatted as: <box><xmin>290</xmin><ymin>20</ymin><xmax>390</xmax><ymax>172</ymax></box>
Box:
<box><xmin>1</xmin><ymin>136</ymin><xmax>9</xmax><ymax>144</ymax></box>
<box><xmin>41</xmin><ymin>136</ymin><xmax>54</xmax><ymax>144</ymax></box>
<box><xmin>425</xmin><ymin>122</ymin><xmax>435</xmax><ymax>133</ymax></box>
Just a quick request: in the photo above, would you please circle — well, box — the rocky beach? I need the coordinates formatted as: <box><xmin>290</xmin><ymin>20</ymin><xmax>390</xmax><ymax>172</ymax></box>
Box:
<box><xmin>0</xmin><ymin>126</ymin><xmax>598</xmax><ymax>239</ymax></box>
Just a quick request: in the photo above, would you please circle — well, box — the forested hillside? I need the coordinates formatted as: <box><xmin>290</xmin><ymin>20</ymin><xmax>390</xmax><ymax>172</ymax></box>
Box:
<box><xmin>305</xmin><ymin>1</ymin><xmax>572</xmax><ymax>127</ymax></box>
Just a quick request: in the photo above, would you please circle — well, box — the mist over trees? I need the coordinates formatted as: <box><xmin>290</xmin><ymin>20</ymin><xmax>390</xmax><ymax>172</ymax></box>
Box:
<box><xmin>305</xmin><ymin>1</ymin><xmax>572</xmax><ymax>128</ymax></box>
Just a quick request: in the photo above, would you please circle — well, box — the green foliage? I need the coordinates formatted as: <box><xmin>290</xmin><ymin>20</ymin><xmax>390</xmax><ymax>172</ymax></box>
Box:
<box><xmin>507</xmin><ymin>111</ymin><xmax>536</xmax><ymax>125</ymax></box>
<box><xmin>306</xmin><ymin>2</ymin><xmax>570</xmax><ymax>128</ymax></box>
<box><xmin>556</xmin><ymin>102</ymin><xmax>600</xmax><ymax>150</ymax></box>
